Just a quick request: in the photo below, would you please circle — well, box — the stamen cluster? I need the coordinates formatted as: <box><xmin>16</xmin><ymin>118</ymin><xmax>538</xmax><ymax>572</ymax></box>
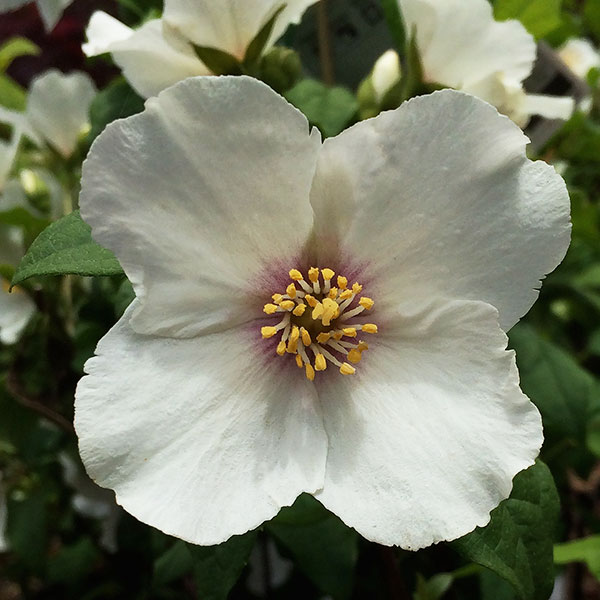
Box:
<box><xmin>261</xmin><ymin>267</ymin><xmax>378</xmax><ymax>380</ymax></box>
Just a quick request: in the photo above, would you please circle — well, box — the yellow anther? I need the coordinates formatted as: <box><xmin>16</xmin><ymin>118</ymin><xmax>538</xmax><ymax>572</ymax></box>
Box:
<box><xmin>328</xmin><ymin>287</ymin><xmax>338</xmax><ymax>299</ymax></box>
<box><xmin>308</xmin><ymin>267</ymin><xmax>319</xmax><ymax>283</ymax></box>
<box><xmin>305</xmin><ymin>294</ymin><xmax>318</xmax><ymax>308</ymax></box>
<box><xmin>305</xmin><ymin>363</ymin><xmax>316</xmax><ymax>381</ymax></box>
<box><xmin>263</xmin><ymin>303</ymin><xmax>278</xmax><ymax>314</ymax></box>
<box><xmin>261</xmin><ymin>326</ymin><xmax>278</xmax><ymax>339</ymax></box>
<box><xmin>352</xmin><ymin>282</ymin><xmax>363</xmax><ymax>294</ymax></box>
<box><xmin>276</xmin><ymin>341</ymin><xmax>287</xmax><ymax>356</ymax></box>
<box><xmin>322</xmin><ymin>268</ymin><xmax>335</xmax><ymax>281</ymax></box>
<box><xmin>359</xmin><ymin>297</ymin><xmax>374</xmax><ymax>310</ymax></box>
<box><xmin>342</xmin><ymin>327</ymin><xmax>357</xmax><ymax>338</ymax></box>
<box><xmin>333</xmin><ymin>331</ymin><xmax>344</xmax><ymax>340</ymax></box>
<box><xmin>293</xmin><ymin>303</ymin><xmax>306</xmax><ymax>316</ymax></box>
<box><xmin>347</xmin><ymin>348</ymin><xmax>363</xmax><ymax>364</ymax></box>
<box><xmin>286</xmin><ymin>283</ymin><xmax>297</xmax><ymax>298</ymax></box>
<box><xmin>272</xmin><ymin>293</ymin><xmax>283</xmax><ymax>303</ymax></box>
<box><xmin>340</xmin><ymin>362</ymin><xmax>356</xmax><ymax>375</ymax></box>
<box><xmin>295</xmin><ymin>354</ymin><xmax>303</xmax><ymax>368</ymax></box>
<box><xmin>301</xmin><ymin>328</ymin><xmax>312</xmax><ymax>347</ymax></box>
<box><xmin>314</xmin><ymin>353</ymin><xmax>327</xmax><ymax>371</ymax></box>
<box><xmin>339</xmin><ymin>289</ymin><xmax>353</xmax><ymax>300</ymax></box>
<box><xmin>316</xmin><ymin>332</ymin><xmax>331</xmax><ymax>344</ymax></box>
<box><xmin>279</xmin><ymin>300</ymin><xmax>295</xmax><ymax>311</ymax></box>
<box><xmin>289</xmin><ymin>269</ymin><xmax>303</xmax><ymax>281</ymax></box>
<box><xmin>358</xmin><ymin>341</ymin><xmax>369</xmax><ymax>351</ymax></box>
<box><xmin>362</xmin><ymin>324</ymin><xmax>378</xmax><ymax>334</ymax></box>
<box><xmin>321</xmin><ymin>298</ymin><xmax>339</xmax><ymax>327</ymax></box>
<box><xmin>312</xmin><ymin>302</ymin><xmax>324</xmax><ymax>321</ymax></box>
<box><xmin>337</xmin><ymin>276</ymin><xmax>348</xmax><ymax>289</ymax></box>
<box><xmin>287</xmin><ymin>326</ymin><xmax>300</xmax><ymax>353</ymax></box>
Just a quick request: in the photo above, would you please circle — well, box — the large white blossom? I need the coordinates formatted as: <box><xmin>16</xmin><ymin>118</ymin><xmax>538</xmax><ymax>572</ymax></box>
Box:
<box><xmin>0</xmin><ymin>0</ymin><xmax>72</xmax><ymax>32</ymax></box>
<box><xmin>397</xmin><ymin>0</ymin><xmax>575</xmax><ymax>126</ymax></box>
<box><xmin>558</xmin><ymin>38</ymin><xmax>600</xmax><ymax>80</ymax></box>
<box><xmin>83</xmin><ymin>0</ymin><xmax>318</xmax><ymax>98</ymax></box>
<box><xmin>76</xmin><ymin>76</ymin><xmax>570</xmax><ymax>549</ymax></box>
<box><xmin>0</xmin><ymin>69</ymin><xmax>96</xmax><ymax>161</ymax></box>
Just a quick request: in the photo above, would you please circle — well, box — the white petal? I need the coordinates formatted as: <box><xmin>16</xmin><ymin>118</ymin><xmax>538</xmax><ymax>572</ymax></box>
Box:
<box><xmin>75</xmin><ymin>303</ymin><xmax>327</xmax><ymax>545</ymax></box>
<box><xmin>316</xmin><ymin>299</ymin><xmax>542</xmax><ymax>549</ymax></box>
<box><xmin>0</xmin><ymin>0</ymin><xmax>30</xmax><ymax>12</ymax></box>
<box><xmin>371</xmin><ymin>50</ymin><xmax>401</xmax><ymax>103</ymax></box>
<box><xmin>35</xmin><ymin>0</ymin><xmax>71</xmax><ymax>31</ymax></box>
<box><xmin>519</xmin><ymin>94</ymin><xmax>575</xmax><ymax>122</ymax></box>
<box><xmin>0</xmin><ymin>281</ymin><xmax>35</xmax><ymax>345</ymax></box>
<box><xmin>85</xmin><ymin>14</ymin><xmax>209</xmax><ymax>99</ymax></box>
<box><xmin>559</xmin><ymin>38</ymin><xmax>600</xmax><ymax>79</ymax></box>
<box><xmin>399</xmin><ymin>0</ymin><xmax>536</xmax><ymax>90</ymax></box>
<box><xmin>0</xmin><ymin>137</ymin><xmax>20</xmax><ymax>192</ymax></box>
<box><xmin>80</xmin><ymin>76</ymin><xmax>320</xmax><ymax>338</ymax></box>
<box><xmin>163</xmin><ymin>0</ymin><xmax>317</xmax><ymax>60</ymax></box>
<box><xmin>83</xmin><ymin>11</ymin><xmax>135</xmax><ymax>56</ymax></box>
<box><xmin>310</xmin><ymin>90</ymin><xmax>570</xmax><ymax>331</ymax></box>
<box><xmin>26</xmin><ymin>70</ymin><xmax>96</xmax><ymax>157</ymax></box>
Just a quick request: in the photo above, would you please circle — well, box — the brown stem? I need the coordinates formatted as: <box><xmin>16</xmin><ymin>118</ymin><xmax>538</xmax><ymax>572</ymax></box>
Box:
<box><xmin>6</xmin><ymin>369</ymin><xmax>74</xmax><ymax>435</ymax></box>
<box><xmin>316</xmin><ymin>0</ymin><xmax>335</xmax><ymax>85</ymax></box>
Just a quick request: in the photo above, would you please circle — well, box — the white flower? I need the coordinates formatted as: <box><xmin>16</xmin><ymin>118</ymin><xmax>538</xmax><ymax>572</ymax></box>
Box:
<box><xmin>558</xmin><ymin>38</ymin><xmax>600</xmax><ymax>80</ymax></box>
<box><xmin>84</xmin><ymin>0</ymin><xmax>318</xmax><ymax>99</ymax></box>
<box><xmin>76</xmin><ymin>76</ymin><xmax>570</xmax><ymax>549</ymax></box>
<box><xmin>371</xmin><ymin>49</ymin><xmax>401</xmax><ymax>103</ymax></box>
<box><xmin>0</xmin><ymin>69</ymin><xmax>96</xmax><ymax>184</ymax></box>
<box><xmin>398</xmin><ymin>0</ymin><xmax>575</xmax><ymax>126</ymax></box>
<box><xmin>0</xmin><ymin>0</ymin><xmax>72</xmax><ymax>32</ymax></box>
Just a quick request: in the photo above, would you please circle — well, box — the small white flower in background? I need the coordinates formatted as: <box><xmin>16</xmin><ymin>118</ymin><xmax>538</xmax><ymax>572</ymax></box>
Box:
<box><xmin>83</xmin><ymin>0</ymin><xmax>319</xmax><ymax>98</ymax></box>
<box><xmin>0</xmin><ymin>69</ymin><xmax>96</xmax><ymax>182</ymax></box>
<box><xmin>0</xmin><ymin>0</ymin><xmax>73</xmax><ymax>32</ymax></box>
<box><xmin>397</xmin><ymin>0</ymin><xmax>575</xmax><ymax>126</ymax></box>
<box><xmin>371</xmin><ymin>49</ymin><xmax>401</xmax><ymax>104</ymax></box>
<box><xmin>558</xmin><ymin>38</ymin><xmax>600</xmax><ymax>80</ymax></box>
<box><xmin>76</xmin><ymin>76</ymin><xmax>570</xmax><ymax>549</ymax></box>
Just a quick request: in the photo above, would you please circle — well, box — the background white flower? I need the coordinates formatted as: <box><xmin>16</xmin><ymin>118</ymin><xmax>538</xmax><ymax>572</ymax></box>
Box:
<box><xmin>76</xmin><ymin>77</ymin><xmax>570</xmax><ymax>550</ymax></box>
<box><xmin>84</xmin><ymin>0</ymin><xmax>319</xmax><ymax>99</ymax></box>
<box><xmin>0</xmin><ymin>0</ymin><xmax>73</xmax><ymax>32</ymax></box>
<box><xmin>398</xmin><ymin>0</ymin><xmax>575</xmax><ymax>126</ymax></box>
<box><xmin>558</xmin><ymin>38</ymin><xmax>600</xmax><ymax>80</ymax></box>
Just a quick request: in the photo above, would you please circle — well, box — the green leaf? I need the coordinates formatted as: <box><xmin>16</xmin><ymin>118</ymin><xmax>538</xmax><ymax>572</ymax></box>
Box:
<box><xmin>47</xmin><ymin>538</ymin><xmax>100</xmax><ymax>584</ymax></box>
<box><xmin>452</xmin><ymin>462</ymin><xmax>559</xmax><ymax>600</ymax></box>
<box><xmin>0</xmin><ymin>37</ymin><xmax>39</xmax><ymax>73</ymax></box>
<box><xmin>509</xmin><ymin>323</ymin><xmax>600</xmax><ymax>447</ymax></box>
<box><xmin>7</xmin><ymin>492</ymin><xmax>48</xmax><ymax>570</ymax></box>
<box><xmin>584</xmin><ymin>0</ymin><xmax>600</xmax><ymax>40</ymax></box>
<box><xmin>193</xmin><ymin>45</ymin><xmax>242</xmax><ymax>76</ymax></box>
<box><xmin>88</xmin><ymin>78</ymin><xmax>145</xmax><ymax>142</ymax></box>
<box><xmin>0</xmin><ymin>73</ymin><xmax>26</xmax><ymax>111</ymax></box>
<box><xmin>12</xmin><ymin>210</ymin><xmax>123</xmax><ymax>286</ymax></box>
<box><xmin>381</xmin><ymin>0</ymin><xmax>406</xmax><ymax>52</ymax></box>
<box><xmin>267</xmin><ymin>494</ymin><xmax>359</xmax><ymax>599</ymax></box>
<box><xmin>414</xmin><ymin>573</ymin><xmax>453</xmax><ymax>600</ymax></box>
<box><xmin>243</xmin><ymin>4</ymin><xmax>286</xmax><ymax>67</ymax></box>
<box><xmin>153</xmin><ymin>540</ymin><xmax>194</xmax><ymax>587</ymax></box>
<box><xmin>187</xmin><ymin>531</ymin><xmax>257</xmax><ymax>600</ymax></box>
<box><xmin>284</xmin><ymin>79</ymin><xmax>358</xmax><ymax>138</ymax></box>
<box><xmin>494</xmin><ymin>0</ymin><xmax>562</xmax><ymax>39</ymax></box>
<box><xmin>554</xmin><ymin>535</ymin><xmax>600</xmax><ymax>580</ymax></box>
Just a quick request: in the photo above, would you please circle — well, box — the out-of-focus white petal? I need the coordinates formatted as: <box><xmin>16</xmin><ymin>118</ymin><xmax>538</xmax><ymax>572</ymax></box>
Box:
<box><xmin>371</xmin><ymin>49</ymin><xmax>401</xmax><ymax>103</ymax></box>
<box><xmin>0</xmin><ymin>282</ymin><xmax>35</xmax><ymax>345</ymax></box>
<box><xmin>26</xmin><ymin>70</ymin><xmax>96</xmax><ymax>157</ymax></box>
<box><xmin>80</xmin><ymin>76</ymin><xmax>320</xmax><ymax>338</ymax></box>
<box><xmin>0</xmin><ymin>137</ymin><xmax>20</xmax><ymax>192</ymax></box>
<box><xmin>518</xmin><ymin>94</ymin><xmax>575</xmax><ymax>122</ymax></box>
<box><xmin>399</xmin><ymin>0</ymin><xmax>536</xmax><ymax>88</ymax></box>
<box><xmin>316</xmin><ymin>299</ymin><xmax>542</xmax><ymax>549</ymax></box>
<box><xmin>559</xmin><ymin>38</ymin><xmax>600</xmax><ymax>79</ymax></box>
<box><xmin>75</xmin><ymin>303</ymin><xmax>327</xmax><ymax>545</ymax></box>
<box><xmin>84</xmin><ymin>13</ymin><xmax>208</xmax><ymax>99</ymax></box>
<box><xmin>310</xmin><ymin>89</ymin><xmax>571</xmax><ymax>332</ymax></box>
<box><xmin>36</xmin><ymin>0</ymin><xmax>72</xmax><ymax>31</ymax></box>
<box><xmin>163</xmin><ymin>0</ymin><xmax>318</xmax><ymax>60</ymax></box>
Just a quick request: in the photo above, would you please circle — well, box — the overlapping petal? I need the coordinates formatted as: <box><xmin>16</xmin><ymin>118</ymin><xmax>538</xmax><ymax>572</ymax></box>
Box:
<box><xmin>75</xmin><ymin>303</ymin><xmax>327</xmax><ymax>545</ymax></box>
<box><xmin>316</xmin><ymin>299</ymin><xmax>542</xmax><ymax>549</ymax></box>
<box><xmin>0</xmin><ymin>0</ymin><xmax>72</xmax><ymax>31</ymax></box>
<box><xmin>163</xmin><ymin>0</ymin><xmax>318</xmax><ymax>60</ymax></box>
<box><xmin>310</xmin><ymin>89</ymin><xmax>571</xmax><ymax>331</ymax></box>
<box><xmin>80</xmin><ymin>76</ymin><xmax>321</xmax><ymax>337</ymax></box>
<box><xmin>84</xmin><ymin>12</ymin><xmax>209</xmax><ymax>99</ymax></box>
<box><xmin>26</xmin><ymin>70</ymin><xmax>96</xmax><ymax>157</ymax></box>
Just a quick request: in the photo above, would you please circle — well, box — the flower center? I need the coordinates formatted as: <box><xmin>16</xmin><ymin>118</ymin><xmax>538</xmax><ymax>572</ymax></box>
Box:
<box><xmin>261</xmin><ymin>267</ymin><xmax>378</xmax><ymax>381</ymax></box>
